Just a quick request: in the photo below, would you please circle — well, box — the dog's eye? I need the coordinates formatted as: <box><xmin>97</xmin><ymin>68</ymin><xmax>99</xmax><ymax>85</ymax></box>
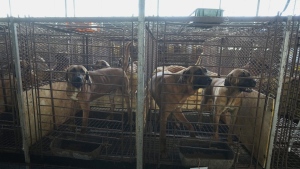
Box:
<box><xmin>202</xmin><ymin>68</ymin><xmax>207</xmax><ymax>73</ymax></box>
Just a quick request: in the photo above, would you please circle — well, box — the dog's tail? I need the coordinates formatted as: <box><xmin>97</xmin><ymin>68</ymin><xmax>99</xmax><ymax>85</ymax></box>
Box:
<box><xmin>123</xmin><ymin>41</ymin><xmax>132</xmax><ymax>72</ymax></box>
<box><xmin>195</xmin><ymin>55</ymin><xmax>202</xmax><ymax>65</ymax></box>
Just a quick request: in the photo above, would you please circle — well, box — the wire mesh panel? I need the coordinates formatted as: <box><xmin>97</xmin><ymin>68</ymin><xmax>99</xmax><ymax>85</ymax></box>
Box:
<box><xmin>271</xmin><ymin>17</ymin><xmax>300</xmax><ymax>169</ymax></box>
<box><xmin>0</xmin><ymin>22</ymin><xmax>23</xmax><ymax>153</ymax></box>
<box><xmin>13</xmin><ymin>19</ymin><xmax>138</xmax><ymax>162</ymax></box>
<box><xmin>2</xmin><ymin>16</ymin><xmax>300</xmax><ymax>169</ymax></box>
<box><xmin>145</xmin><ymin>17</ymin><xmax>285</xmax><ymax>169</ymax></box>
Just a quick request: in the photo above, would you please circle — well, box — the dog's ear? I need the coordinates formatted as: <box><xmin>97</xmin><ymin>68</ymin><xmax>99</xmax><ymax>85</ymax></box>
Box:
<box><xmin>224</xmin><ymin>73</ymin><xmax>233</xmax><ymax>86</ymax></box>
<box><xmin>85</xmin><ymin>72</ymin><xmax>92</xmax><ymax>84</ymax></box>
<box><xmin>179</xmin><ymin>69</ymin><xmax>191</xmax><ymax>83</ymax></box>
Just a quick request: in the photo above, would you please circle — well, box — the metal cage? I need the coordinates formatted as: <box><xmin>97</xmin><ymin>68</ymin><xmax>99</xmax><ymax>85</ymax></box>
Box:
<box><xmin>0</xmin><ymin>16</ymin><xmax>299</xmax><ymax>169</ymax></box>
<box><xmin>0</xmin><ymin>22</ymin><xmax>23</xmax><ymax>153</ymax></box>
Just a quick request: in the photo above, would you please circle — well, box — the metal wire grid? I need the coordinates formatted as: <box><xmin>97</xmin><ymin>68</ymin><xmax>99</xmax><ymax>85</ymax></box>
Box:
<box><xmin>16</xmin><ymin>22</ymin><xmax>137</xmax><ymax>86</ymax></box>
<box><xmin>0</xmin><ymin>16</ymin><xmax>299</xmax><ymax>169</ymax></box>
<box><xmin>0</xmin><ymin>23</ymin><xmax>23</xmax><ymax>153</ymax></box>
<box><xmin>11</xmin><ymin>21</ymin><xmax>138</xmax><ymax>162</ymax></box>
<box><xmin>29</xmin><ymin>110</ymin><xmax>136</xmax><ymax>161</ymax></box>
<box><xmin>144</xmin><ymin>19</ymin><xmax>286</xmax><ymax>169</ymax></box>
<box><xmin>271</xmin><ymin>17</ymin><xmax>300</xmax><ymax>169</ymax></box>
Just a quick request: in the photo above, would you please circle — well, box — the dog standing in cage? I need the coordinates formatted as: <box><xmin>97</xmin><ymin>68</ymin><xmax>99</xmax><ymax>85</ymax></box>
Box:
<box><xmin>93</xmin><ymin>60</ymin><xmax>111</xmax><ymax>70</ymax></box>
<box><xmin>149</xmin><ymin>65</ymin><xmax>212</xmax><ymax>158</ymax></box>
<box><xmin>199</xmin><ymin>68</ymin><xmax>256</xmax><ymax>143</ymax></box>
<box><xmin>65</xmin><ymin>42</ymin><xmax>132</xmax><ymax>132</ymax></box>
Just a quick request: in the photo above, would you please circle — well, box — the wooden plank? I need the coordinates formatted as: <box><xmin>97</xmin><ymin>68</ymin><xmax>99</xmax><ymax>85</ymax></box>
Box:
<box><xmin>234</xmin><ymin>91</ymin><xmax>274</xmax><ymax>168</ymax></box>
<box><xmin>24</xmin><ymin>82</ymin><xmax>75</xmax><ymax>145</ymax></box>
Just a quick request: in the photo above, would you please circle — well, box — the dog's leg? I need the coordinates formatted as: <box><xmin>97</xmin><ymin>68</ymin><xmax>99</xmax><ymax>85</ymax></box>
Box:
<box><xmin>124</xmin><ymin>95</ymin><xmax>132</xmax><ymax>125</ymax></box>
<box><xmin>226</xmin><ymin>98</ymin><xmax>241</xmax><ymax>144</ymax></box>
<box><xmin>160</xmin><ymin>108</ymin><xmax>171</xmax><ymax>158</ymax></box>
<box><xmin>213</xmin><ymin>98</ymin><xmax>227</xmax><ymax>141</ymax></box>
<box><xmin>172</xmin><ymin>107</ymin><xmax>196</xmax><ymax>137</ymax></box>
<box><xmin>69</xmin><ymin>100</ymin><xmax>77</xmax><ymax>131</ymax></box>
<box><xmin>79</xmin><ymin>101</ymin><xmax>90</xmax><ymax>133</ymax></box>
<box><xmin>118</xmin><ymin>79</ymin><xmax>133</xmax><ymax>125</ymax></box>
<box><xmin>198</xmin><ymin>94</ymin><xmax>213</xmax><ymax>127</ymax></box>
<box><xmin>106</xmin><ymin>91</ymin><xmax>116</xmax><ymax>120</ymax></box>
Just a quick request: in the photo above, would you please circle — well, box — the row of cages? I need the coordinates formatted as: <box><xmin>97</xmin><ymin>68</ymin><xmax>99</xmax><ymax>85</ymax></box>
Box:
<box><xmin>0</xmin><ymin>16</ymin><xmax>299</xmax><ymax>169</ymax></box>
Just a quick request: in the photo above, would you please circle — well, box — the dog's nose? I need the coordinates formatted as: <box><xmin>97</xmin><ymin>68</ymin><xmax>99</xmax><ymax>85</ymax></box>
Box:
<box><xmin>74</xmin><ymin>76</ymin><xmax>82</xmax><ymax>82</ymax></box>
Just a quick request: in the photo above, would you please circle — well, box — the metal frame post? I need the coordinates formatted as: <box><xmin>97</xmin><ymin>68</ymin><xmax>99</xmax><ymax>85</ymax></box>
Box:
<box><xmin>9</xmin><ymin>19</ymin><xmax>30</xmax><ymax>164</ymax></box>
<box><xmin>265</xmin><ymin>16</ymin><xmax>292</xmax><ymax>169</ymax></box>
<box><xmin>136</xmin><ymin>0</ymin><xmax>145</xmax><ymax>168</ymax></box>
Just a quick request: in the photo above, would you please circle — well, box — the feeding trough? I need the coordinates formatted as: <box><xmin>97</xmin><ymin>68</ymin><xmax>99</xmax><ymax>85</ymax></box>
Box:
<box><xmin>50</xmin><ymin>135</ymin><xmax>103</xmax><ymax>160</ymax></box>
<box><xmin>179</xmin><ymin>139</ymin><xmax>234</xmax><ymax>169</ymax></box>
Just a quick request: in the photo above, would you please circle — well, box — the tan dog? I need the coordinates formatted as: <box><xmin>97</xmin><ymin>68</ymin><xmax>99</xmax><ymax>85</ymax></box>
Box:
<box><xmin>93</xmin><ymin>60</ymin><xmax>111</xmax><ymax>70</ymax></box>
<box><xmin>199</xmin><ymin>69</ymin><xmax>256</xmax><ymax>143</ymax></box>
<box><xmin>149</xmin><ymin>66</ymin><xmax>212</xmax><ymax>158</ymax></box>
<box><xmin>65</xmin><ymin>65</ymin><xmax>132</xmax><ymax>132</ymax></box>
<box><xmin>65</xmin><ymin>42</ymin><xmax>132</xmax><ymax>132</ymax></box>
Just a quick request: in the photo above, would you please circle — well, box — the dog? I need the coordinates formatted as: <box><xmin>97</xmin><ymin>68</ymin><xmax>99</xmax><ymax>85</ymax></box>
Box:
<box><xmin>199</xmin><ymin>68</ymin><xmax>256</xmax><ymax>143</ymax></box>
<box><xmin>65</xmin><ymin>65</ymin><xmax>132</xmax><ymax>132</ymax></box>
<box><xmin>93</xmin><ymin>60</ymin><xmax>111</xmax><ymax>70</ymax></box>
<box><xmin>149</xmin><ymin>66</ymin><xmax>212</xmax><ymax>158</ymax></box>
<box><xmin>65</xmin><ymin>42</ymin><xmax>132</xmax><ymax>132</ymax></box>
<box><xmin>91</xmin><ymin>59</ymin><xmax>121</xmax><ymax>118</ymax></box>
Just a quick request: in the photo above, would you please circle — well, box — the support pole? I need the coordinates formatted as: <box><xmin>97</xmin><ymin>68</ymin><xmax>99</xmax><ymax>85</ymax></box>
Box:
<box><xmin>256</xmin><ymin>0</ymin><xmax>261</xmax><ymax>16</ymax></box>
<box><xmin>136</xmin><ymin>0</ymin><xmax>145</xmax><ymax>169</ymax></box>
<box><xmin>265</xmin><ymin>16</ymin><xmax>292</xmax><ymax>169</ymax></box>
<box><xmin>10</xmin><ymin>19</ymin><xmax>30</xmax><ymax>164</ymax></box>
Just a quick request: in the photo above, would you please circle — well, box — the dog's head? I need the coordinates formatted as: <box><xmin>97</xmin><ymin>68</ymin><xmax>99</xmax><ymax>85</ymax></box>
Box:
<box><xmin>225</xmin><ymin>68</ymin><xmax>256</xmax><ymax>92</ymax></box>
<box><xmin>65</xmin><ymin>65</ymin><xmax>90</xmax><ymax>89</ymax></box>
<box><xmin>180</xmin><ymin>66</ymin><xmax>212</xmax><ymax>90</ymax></box>
<box><xmin>93</xmin><ymin>60</ymin><xmax>111</xmax><ymax>70</ymax></box>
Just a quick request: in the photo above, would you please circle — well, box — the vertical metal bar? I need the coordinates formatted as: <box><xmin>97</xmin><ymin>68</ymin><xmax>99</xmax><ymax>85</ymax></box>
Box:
<box><xmin>9</xmin><ymin>20</ymin><xmax>30</xmax><ymax>163</ymax></box>
<box><xmin>73</xmin><ymin>0</ymin><xmax>76</xmax><ymax>17</ymax></box>
<box><xmin>65</xmin><ymin>0</ymin><xmax>68</xmax><ymax>17</ymax></box>
<box><xmin>85</xmin><ymin>36</ymin><xmax>89</xmax><ymax>69</ymax></box>
<box><xmin>136</xmin><ymin>0</ymin><xmax>145</xmax><ymax>168</ymax></box>
<box><xmin>265</xmin><ymin>16</ymin><xmax>292</xmax><ymax>169</ymax></box>
<box><xmin>256</xmin><ymin>0</ymin><xmax>261</xmax><ymax>16</ymax></box>
<box><xmin>8</xmin><ymin>0</ymin><xmax>12</xmax><ymax>16</ymax></box>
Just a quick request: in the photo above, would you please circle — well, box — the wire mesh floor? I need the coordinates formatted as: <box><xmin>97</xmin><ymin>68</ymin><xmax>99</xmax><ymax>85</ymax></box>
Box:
<box><xmin>28</xmin><ymin>109</ymin><xmax>265</xmax><ymax>168</ymax></box>
<box><xmin>0</xmin><ymin>112</ymin><xmax>22</xmax><ymax>153</ymax></box>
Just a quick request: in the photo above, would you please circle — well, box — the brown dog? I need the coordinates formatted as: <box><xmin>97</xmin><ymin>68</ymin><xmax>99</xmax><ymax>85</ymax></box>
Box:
<box><xmin>199</xmin><ymin>69</ymin><xmax>256</xmax><ymax>143</ymax></box>
<box><xmin>149</xmin><ymin>66</ymin><xmax>212</xmax><ymax>158</ymax></box>
<box><xmin>65</xmin><ymin>42</ymin><xmax>132</xmax><ymax>132</ymax></box>
<box><xmin>93</xmin><ymin>60</ymin><xmax>111</xmax><ymax>70</ymax></box>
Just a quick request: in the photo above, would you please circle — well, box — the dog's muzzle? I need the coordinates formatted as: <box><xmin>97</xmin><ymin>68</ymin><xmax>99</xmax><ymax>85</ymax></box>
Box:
<box><xmin>193</xmin><ymin>75</ymin><xmax>212</xmax><ymax>90</ymax></box>
<box><xmin>71</xmin><ymin>76</ymin><xmax>84</xmax><ymax>88</ymax></box>
<box><xmin>239</xmin><ymin>78</ymin><xmax>256</xmax><ymax>92</ymax></box>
